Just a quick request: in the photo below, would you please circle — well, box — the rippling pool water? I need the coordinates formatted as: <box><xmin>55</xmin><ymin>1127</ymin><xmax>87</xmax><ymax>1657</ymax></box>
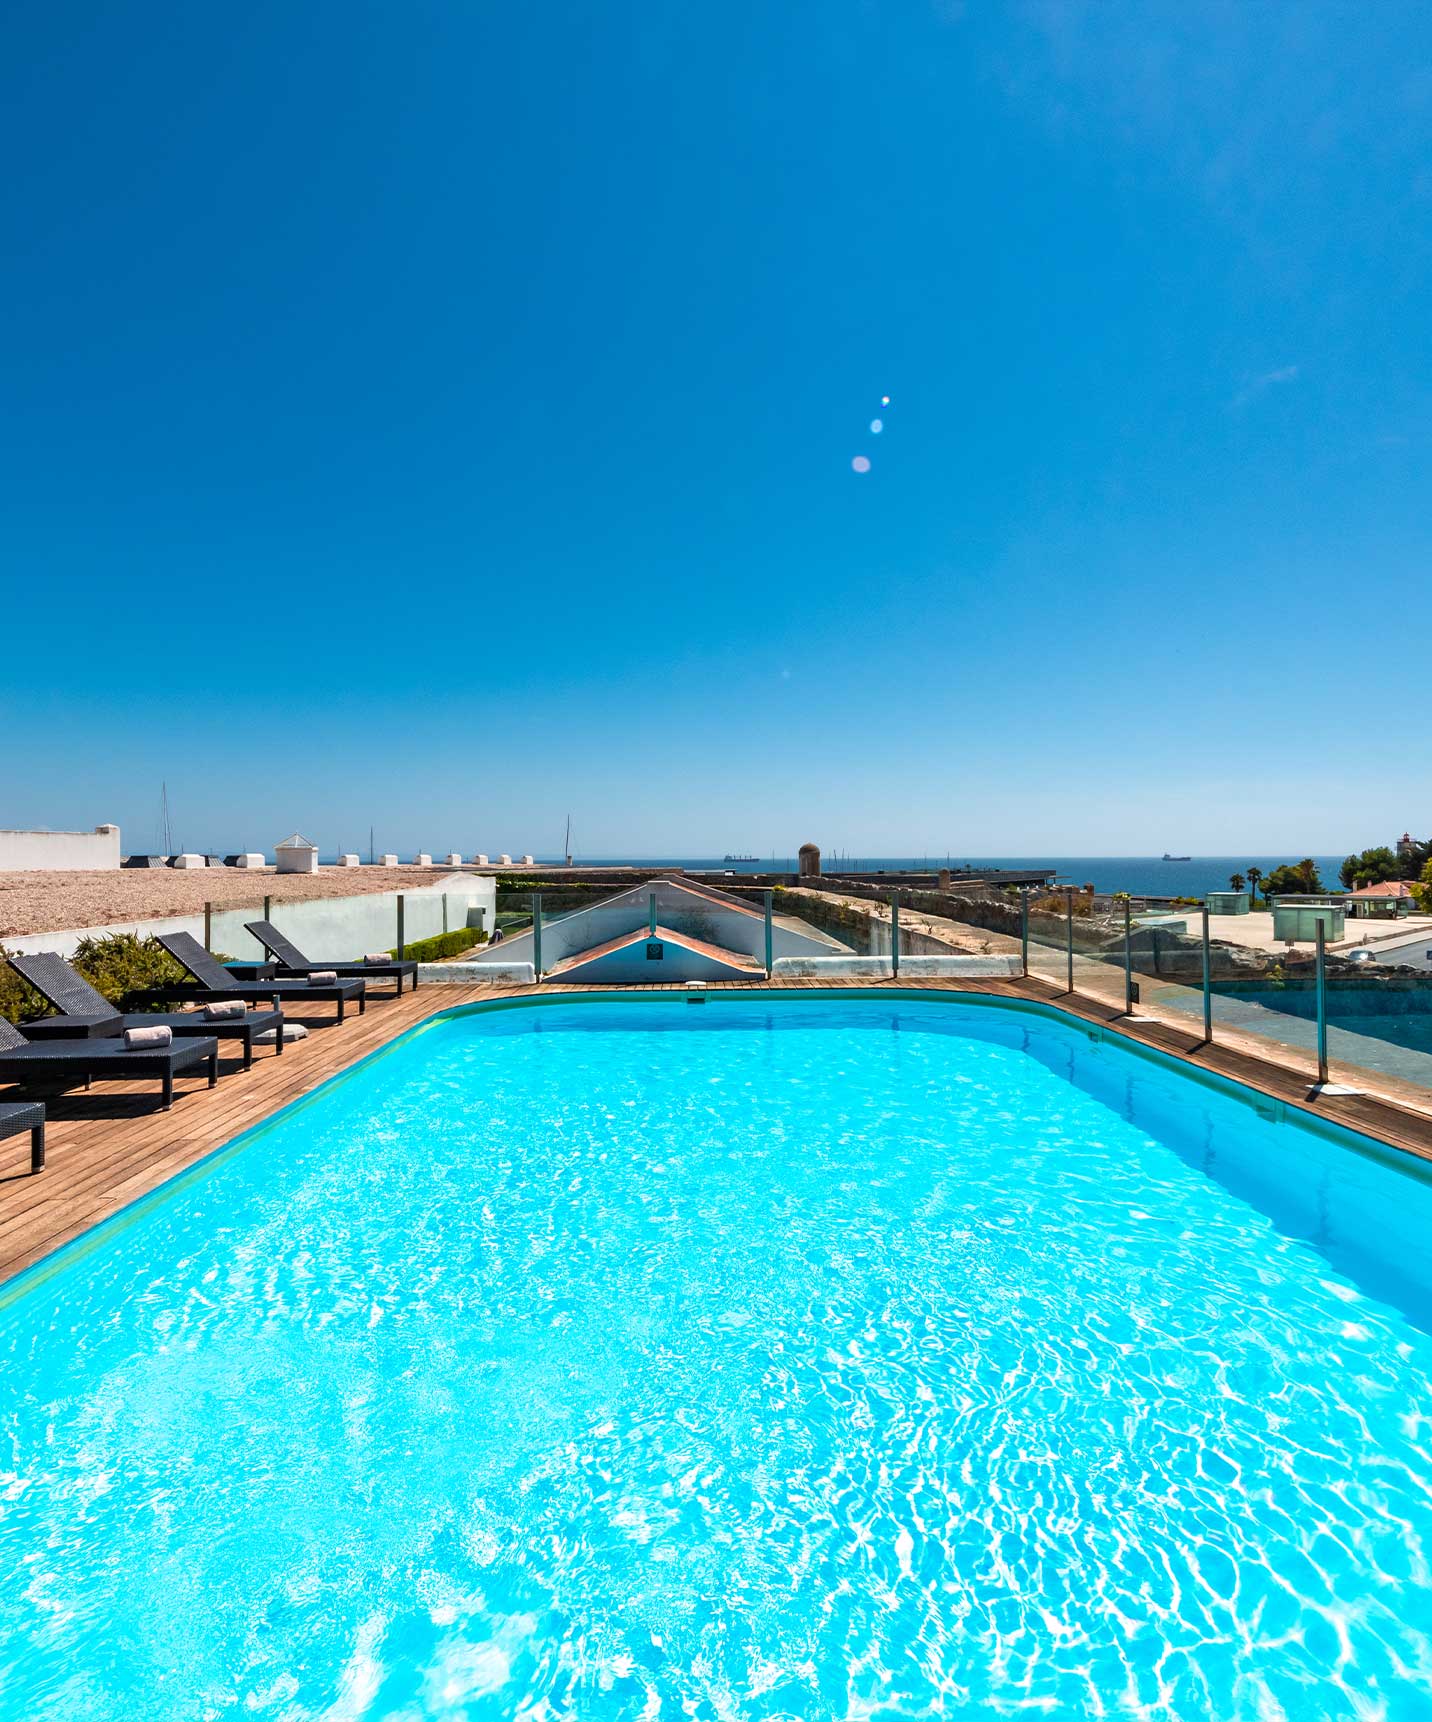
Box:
<box><xmin>3</xmin><ymin>995</ymin><xmax>1432</xmax><ymax>1720</ymax></box>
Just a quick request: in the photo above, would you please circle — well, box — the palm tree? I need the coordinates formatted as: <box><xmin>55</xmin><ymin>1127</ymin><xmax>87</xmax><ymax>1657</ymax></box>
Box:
<box><xmin>1292</xmin><ymin>858</ymin><xmax>1323</xmax><ymax>892</ymax></box>
<box><xmin>1229</xmin><ymin>872</ymin><xmax>1246</xmax><ymax>892</ymax></box>
<box><xmin>1246</xmin><ymin>865</ymin><xmax>1264</xmax><ymax>904</ymax></box>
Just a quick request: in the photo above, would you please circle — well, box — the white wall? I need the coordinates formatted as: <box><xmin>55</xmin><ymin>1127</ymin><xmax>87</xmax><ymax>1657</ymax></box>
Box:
<box><xmin>1</xmin><ymin>874</ymin><xmax>495</xmax><ymax>961</ymax></box>
<box><xmin>0</xmin><ymin>825</ymin><xmax>120</xmax><ymax>871</ymax></box>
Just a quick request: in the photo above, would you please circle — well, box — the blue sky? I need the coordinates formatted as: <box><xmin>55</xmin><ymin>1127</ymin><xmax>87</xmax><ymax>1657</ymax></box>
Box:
<box><xmin>4</xmin><ymin>1</ymin><xmax>1430</xmax><ymax>858</ymax></box>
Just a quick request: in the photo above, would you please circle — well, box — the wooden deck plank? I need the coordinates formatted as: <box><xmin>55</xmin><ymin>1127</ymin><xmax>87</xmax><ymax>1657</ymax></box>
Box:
<box><xmin>4</xmin><ymin>975</ymin><xmax>1432</xmax><ymax>1290</ymax></box>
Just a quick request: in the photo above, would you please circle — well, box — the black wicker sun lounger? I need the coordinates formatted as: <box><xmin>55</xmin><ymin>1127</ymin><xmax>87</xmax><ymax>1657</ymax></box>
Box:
<box><xmin>243</xmin><ymin>920</ymin><xmax>418</xmax><ymax>997</ymax></box>
<box><xmin>0</xmin><ymin>1099</ymin><xmax>45</xmax><ymax>1172</ymax></box>
<box><xmin>136</xmin><ymin>932</ymin><xmax>366</xmax><ymax>1023</ymax></box>
<box><xmin>8</xmin><ymin>952</ymin><xmax>286</xmax><ymax>1071</ymax></box>
<box><xmin>0</xmin><ymin>1015</ymin><xmax>218</xmax><ymax>1111</ymax></box>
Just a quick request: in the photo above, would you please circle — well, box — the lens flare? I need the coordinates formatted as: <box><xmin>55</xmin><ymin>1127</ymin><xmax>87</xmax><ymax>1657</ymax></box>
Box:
<box><xmin>851</xmin><ymin>455</ymin><xmax>871</xmax><ymax>473</ymax></box>
<box><xmin>880</xmin><ymin>395</ymin><xmax>891</xmax><ymax>406</ymax></box>
<box><xmin>870</xmin><ymin>418</ymin><xmax>884</xmax><ymax>434</ymax></box>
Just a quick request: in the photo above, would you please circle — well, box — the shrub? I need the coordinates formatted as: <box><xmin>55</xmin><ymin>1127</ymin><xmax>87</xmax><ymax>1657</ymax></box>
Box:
<box><xmin>1030</xmin><ymin>892</ymin><xmax>1095</xmax><ymax>918</ymax></box>
<box><xmin>72</xmin><ymin>933</ymin><xmax>194</xmax><ymax>1009</ymax></box>
<box><xmin>0</xmin><ymin>955</ymin><xmax>48</xmax><ymax>1024</ymax></box>
<box><xmin>392</xmin><ymin>926</ymin><xmax>489</xmax><ymax>963</ymax></box>
<box><xmin>0</xmin><ymin>932</ymin><xmax>193</xmax><ymax>1024</ymax></box>
<box><xmin>1261</xmin><ymin>859</ymin><xmax>1325</xmax><ymax>897</ymax></box>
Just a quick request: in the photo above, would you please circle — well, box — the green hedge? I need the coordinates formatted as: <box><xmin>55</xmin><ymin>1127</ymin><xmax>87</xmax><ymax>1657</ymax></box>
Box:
<box><xmin>391</xmin><ymin>926</ymin><xmax>488</xmax><ymax>963</ymax></box>
<box><xmin>0</xmin><ymin>932</ymin><xmax>193</xmax><ymax>1024</ymax></box>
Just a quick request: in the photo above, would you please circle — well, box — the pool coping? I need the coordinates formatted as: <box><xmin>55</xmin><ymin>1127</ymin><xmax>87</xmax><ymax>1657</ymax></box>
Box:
<box><xmin>4</xmin><ymin>981</ymin><xmax>1431</xmax><ymax>1315</ymax></box>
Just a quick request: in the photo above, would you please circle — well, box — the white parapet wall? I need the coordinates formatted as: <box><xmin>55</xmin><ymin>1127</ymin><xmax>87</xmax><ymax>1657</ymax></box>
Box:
<box><xmin>0</xmin><ymin>825</ymin><xmax>121</xmax><ymax>871</ymax></box>
<box><xmin>771</xmin><ymin>953</ymin><xmax>1022</xmax><ymax>979</ymax></box>
<box><xmin>2</xmin><ymin>874</ymin><xmax>497</xmax><ymax>962</ymax></box>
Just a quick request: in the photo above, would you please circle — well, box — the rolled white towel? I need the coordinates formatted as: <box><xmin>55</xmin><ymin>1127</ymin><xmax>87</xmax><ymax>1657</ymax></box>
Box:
<box><xmin>124</xmin><ymin>1024</ymin><xmax>173</xmax><ymax>1049</ymax></box>
<box><xmin>363</xmin><ymin>952</ymin><xmax>390</xmax><ymax>964</ymax></box>
<box><xmin>307</xmin><ymin>970</ymin><xmax>339</xmax><ymax>985</ymax></box>
<box><xmin>203</xmin><ymin>1001</ymin><xmax>245</xmax><ymax>1020</ymax></box>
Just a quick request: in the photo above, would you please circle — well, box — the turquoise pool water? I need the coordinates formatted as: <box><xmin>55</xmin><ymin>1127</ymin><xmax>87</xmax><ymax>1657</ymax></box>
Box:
<box><xmin>3</xmin><ymin>995</ymin><xmax>1432</xmax><ymax>1719</ymax></box>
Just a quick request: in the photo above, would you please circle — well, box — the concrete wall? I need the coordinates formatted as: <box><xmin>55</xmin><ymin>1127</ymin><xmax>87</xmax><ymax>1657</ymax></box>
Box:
<box><xmin>1</xmin><ymin>875</ymin><xmax>495</xmax><ymax>961</ymax></box>
<box><xmin>0</xmin><ymin>825</ymin><xmax>120</xmax><ymax>871</ymax></box>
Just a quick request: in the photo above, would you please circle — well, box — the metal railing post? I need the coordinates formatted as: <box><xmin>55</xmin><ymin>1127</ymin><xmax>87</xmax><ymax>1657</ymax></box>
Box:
<box><xmin>204</xmin><ymin>901</ymin><xmax>212</xmax><ymax>952</ymax></box>
<box><xmin>1201</xmin><ymin>903</ymin><xmax>1212</xmax><ymax>1043</ymax></box>
<box><xmin>1123</xmin><ymin>897</ymin><xmax>1133</xmax><ymax>1014</ymax></box>
<box><xmin>1064</xmin><ymin>888</ymin><xmax>1074</xmax><ymax>993</ymax></box>
<box><xmin>764</xmin><ymin>889</ymin><xmax>773</xmax><ymax>978</ymax></box>
<box><xmin>533</xmin><ymin>892</ymin><xmax>543</xmax><ymax>979</ymax></box>
<box><xmin>397</xmin><ymin>894</ymin><xmax>406</xmax><ymax>959</ymax></box>
<box><xmin>263</xmin><ymin>893</ymin><xmax>272</xmax><ymax>925</ymax></box>
<box><xmin>1316</xmin><ymin>923</ymin><xmax>1329</xmax><ymax>1086</ymax></box>
<box><xmin>649</xmin><ymin>891</ymin><xmax>657</xmax><ymax>936</ymax></box>
<box><xmin>1020</xmin><ymin>892</ymin><xmax>1029</xmax><ymax>978</ymax></box>
<box><xmin>890</xmin><ymin>893</ymin><xmax>900</xmax><ymax>978</ymax></box>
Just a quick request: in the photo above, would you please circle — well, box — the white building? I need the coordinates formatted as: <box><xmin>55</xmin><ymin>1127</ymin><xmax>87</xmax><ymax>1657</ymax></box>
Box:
<box><xmin>0</xmin><ymin>825</ymin><xmax>121</xmax><ymax>871</ymax></box>
<box><xmin>275</xmin><ymin>833</ymin><xmax>320</xmax><ymax>875</ymax></box>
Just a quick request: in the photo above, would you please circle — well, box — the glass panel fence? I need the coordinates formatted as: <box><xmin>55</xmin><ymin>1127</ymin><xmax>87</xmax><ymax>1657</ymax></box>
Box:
<box><xmin>892</xmin><ymin>884</ymin><xmax>1024</xmax><ymax>966</ymax></box>
<box><xmin>1206</xmin><ymin>924</ymin><xmax>1432</xmax><ymax>1100</ymax></box>
<box><xmin>1024</xmin><ymin>882</ymin><xmax>1432</xmax><ymax>1110</ymax></box>
<box><xmin>528</xmin><ymin>885</ymin><xmax>662</xmax><ymax>976</ymax></box>
<box><xmin>1024</xmin><ymin>891</ymin><xmax>1072</xmax><ymax>992</ymax></box>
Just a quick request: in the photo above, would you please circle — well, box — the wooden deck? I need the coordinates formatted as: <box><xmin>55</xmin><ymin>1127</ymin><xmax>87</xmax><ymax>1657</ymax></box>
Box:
<box><xmin>4</xmin><ymin>974</ymin><xmax>1432</xmax><ymax>1292</ymax></box>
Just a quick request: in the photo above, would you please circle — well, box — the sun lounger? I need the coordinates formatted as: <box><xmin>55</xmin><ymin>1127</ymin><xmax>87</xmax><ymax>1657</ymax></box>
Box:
<box><xmin>8</xmin><ymin>952</ymin><xmax>286</xmax><ymax>1070</ymax></box>
<box><xmin>136</xmin><ymin>932</ymin><xmax>365</xmax><ymax>1022</ymax></box>
<box><xmin>242</xmin><ymin>920</ymin><xmax>418</xmax><ymax>996</ymax></box>
<box><xmin>0</xmin><ymin>1015</ymin><xmax>218</xmax><ymax>1111</ymax></box>
<box><xmin>0</xmin><ymin>1099</ymin><xmax>45</xmax><ymax>1171</ymax></box>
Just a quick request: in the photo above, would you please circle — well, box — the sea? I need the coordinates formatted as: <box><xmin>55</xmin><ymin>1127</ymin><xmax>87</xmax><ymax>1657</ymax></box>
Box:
<box><xmin>470</xmin><ymin>856</ymin><xmax>1352</xmax><ymax>899</ymax></box>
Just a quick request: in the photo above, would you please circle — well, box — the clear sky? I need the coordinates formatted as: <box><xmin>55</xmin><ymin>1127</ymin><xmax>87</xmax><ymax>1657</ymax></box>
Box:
<box><xmin>4</xmin><ymin>2</ymin><xmax>1430</xmax><ymax>859</ymax></box>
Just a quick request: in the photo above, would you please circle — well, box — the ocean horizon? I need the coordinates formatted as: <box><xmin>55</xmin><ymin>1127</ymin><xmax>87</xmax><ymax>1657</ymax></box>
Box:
<box><xmin>301</xmin><ymin>853</ymin><xmax>1354</xmax><ymax>899</ymax></box>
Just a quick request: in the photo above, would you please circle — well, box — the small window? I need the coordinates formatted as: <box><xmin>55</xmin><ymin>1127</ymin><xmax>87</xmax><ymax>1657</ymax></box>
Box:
<box><xmin>646</xmin><ymin>942</ymin><xmax>664</xmax><ymax>961</ymax></box>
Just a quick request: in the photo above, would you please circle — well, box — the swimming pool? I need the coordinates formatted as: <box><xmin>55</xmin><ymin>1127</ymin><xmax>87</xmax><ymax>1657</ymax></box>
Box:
<box><xmin>3</xmin><ymin>992</ymin><xmax>1432</xmax><ymax>1719</ymax></box>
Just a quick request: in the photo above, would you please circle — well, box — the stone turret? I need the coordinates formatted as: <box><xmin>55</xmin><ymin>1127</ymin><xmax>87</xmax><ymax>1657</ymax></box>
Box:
<box><xmin>798</xmin><ymin>842</ymin><xmax>821</xmax><ymax>878</ymax></box>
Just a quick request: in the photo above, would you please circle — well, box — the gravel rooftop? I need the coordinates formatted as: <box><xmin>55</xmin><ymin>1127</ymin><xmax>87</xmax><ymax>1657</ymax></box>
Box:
<box><xmin>0</xmin><ymin>867</ymin><xmax>468</xmax><ymax>939</ymax></box>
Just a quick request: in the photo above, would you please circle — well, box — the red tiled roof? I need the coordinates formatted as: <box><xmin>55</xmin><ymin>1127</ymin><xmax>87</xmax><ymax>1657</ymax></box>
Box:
<box><xmin>544</xmin><ymin>924</ymin><xmax>763</xmax><ymax>977</ymax></box>
<box><xmin>1348</xmin><ymin>880</ymin><xmax>1416</xmax><ymax>898</ymax></box>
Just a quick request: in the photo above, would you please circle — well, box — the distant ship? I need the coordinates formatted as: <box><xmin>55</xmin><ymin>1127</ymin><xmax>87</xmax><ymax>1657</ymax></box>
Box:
<box><xmin>1161</xmin><ymin>852</ymin><xmax>1191</xmax><ymax>862</ymax></box>
<box><xmin>723</xmin><ymin>853</ymin><xmax>758</xmax><ymax>864</ymax></box>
